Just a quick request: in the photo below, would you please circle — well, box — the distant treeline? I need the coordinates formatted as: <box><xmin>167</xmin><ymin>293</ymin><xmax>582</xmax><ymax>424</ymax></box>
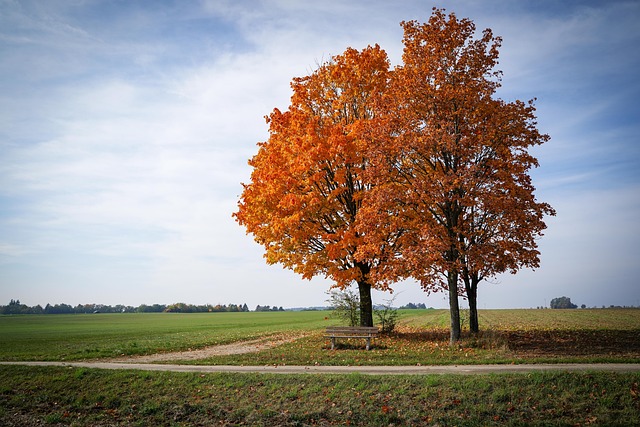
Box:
<box><xmin>255</xmin><ymin>305</ymin><xmax>285</xmax><ymax>312</ymax></box>
<box><xmin>0</xmin><ymin>299</ymin><xmax>254</xmax><ymax>314</ymax></box>
<box><xmin>2</xmin><ymin>299</ymin><xmax>438</xmax><ymax>315</ymax></box>
<box><xmin>400</xmin><ymin>302</ymin><xmax>429</xmax><ymax>309</ymax></box>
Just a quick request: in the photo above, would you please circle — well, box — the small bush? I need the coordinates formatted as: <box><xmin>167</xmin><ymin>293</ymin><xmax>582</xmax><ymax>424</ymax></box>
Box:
<box><xmin>375</xmin><ymin>296</ymin><xmax>399</xmax><ymax>334</ymax></box>
<box><xmin>327</xmin><ymin>289</ymin><xmax>360</xmax><ymax>326</ymax></box>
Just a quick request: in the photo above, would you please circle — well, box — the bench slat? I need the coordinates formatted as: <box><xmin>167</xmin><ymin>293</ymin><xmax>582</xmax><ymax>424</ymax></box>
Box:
<box><xmin>325</xmin><ymin>328</ymin><xmax>378</xmax><ymax>334</ymax></box>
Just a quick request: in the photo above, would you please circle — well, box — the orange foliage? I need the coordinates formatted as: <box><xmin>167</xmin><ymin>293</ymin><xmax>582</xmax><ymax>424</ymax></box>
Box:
<box><xmin>389</xmin><ymin>11</ymin><xmax>555</xmax><ymax>286</ymax></box>
<box><xmin>235</xmin><ymin>9</ymin><xmax>554</xmax><ymax>336</ymax></box>
<box><xmin>370</xmin><ymin>9</ymin><xmax>554</xmax><ymax>339</ymax></box>
<box><xmin>234</xmin><ymin>45</ymin><xmax>401</xmax><ymax>296</ymax></box>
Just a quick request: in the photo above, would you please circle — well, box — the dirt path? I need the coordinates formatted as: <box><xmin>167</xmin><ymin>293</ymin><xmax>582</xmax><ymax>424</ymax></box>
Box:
<box><xmin>107</xmin><ymin>334</ymin><xmax>303</xmax><ymax>363</ymax></box>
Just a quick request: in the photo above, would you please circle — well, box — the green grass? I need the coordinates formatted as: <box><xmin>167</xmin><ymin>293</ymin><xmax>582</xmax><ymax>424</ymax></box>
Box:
<box><xmin>0</xmin><ymin>311</ymin><xmax>329</xmax><ymax>361</ymax></box>
<box><xmin>1</xmin><ymin>309</ymin><xmax>639</xmax><ymax>365</ymax></box>
<box><xmin>1</xmin><ymin>365</ymin><xmax>638</xmax><ymax>426</ymax></box>
<box><xmin>1</xmin><ymin>309</ymin><xmax>639</xmax><ymax>425</ymax></box>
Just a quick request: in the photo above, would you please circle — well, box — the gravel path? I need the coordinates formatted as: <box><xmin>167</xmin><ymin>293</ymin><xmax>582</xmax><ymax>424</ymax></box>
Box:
<box><xmin>2</xmin><ymin>361</ymin><xmax>640</xmax><ymax>375</ymax></box>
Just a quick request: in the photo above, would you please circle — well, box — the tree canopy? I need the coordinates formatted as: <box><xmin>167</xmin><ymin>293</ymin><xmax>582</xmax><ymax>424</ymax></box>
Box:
<box><xmin>374</xmin><ymin>10</ymin><xmax>555</xmax><ymax>341</ymax></box>
<box><xmin>234</xmin><ymin>45</ymin><xmax>400</xmax><ymax>326</ymax></box>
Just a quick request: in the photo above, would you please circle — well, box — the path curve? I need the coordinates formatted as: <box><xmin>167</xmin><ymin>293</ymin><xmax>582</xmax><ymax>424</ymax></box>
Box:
<box><xmin>2</xmin><ymin>361</ymin><xmax>640</xmax><ymax>375</ymax></box>
<box><xmin>108</xmin><ymin>334</ymin><xmax>304</xmax><ymax>363</ymax></box>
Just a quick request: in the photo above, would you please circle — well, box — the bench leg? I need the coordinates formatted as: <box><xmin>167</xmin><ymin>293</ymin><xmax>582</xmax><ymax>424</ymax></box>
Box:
<box><xmin>331</xmin><ymin>337</ymin><xmax>335</xmax><ymax>350</ymax></box>
<box><xmin>366</xmin><ymin>337</ymin><xmax>371</xmax><ymax>351</ymax></box>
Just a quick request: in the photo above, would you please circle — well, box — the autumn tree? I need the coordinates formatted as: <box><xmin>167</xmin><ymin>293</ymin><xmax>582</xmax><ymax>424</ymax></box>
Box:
<box><xmin>234</xmin><ymin>45</ymin><xmax>401</xmax><ymax>327</ymax></box>
<box><xmin>235</xmin><ymin>10</ymin><xmax>554</xmax><ymax>338</ymax></box>
<box><xmin>458</xmin><ymin>98</ymin><xmax>555</xmax><ymax>333</ymax></box>
<box><xmin>379</xmin><ymin>9</ymin><xmax>554</xmax><ymax>342</ymax></box>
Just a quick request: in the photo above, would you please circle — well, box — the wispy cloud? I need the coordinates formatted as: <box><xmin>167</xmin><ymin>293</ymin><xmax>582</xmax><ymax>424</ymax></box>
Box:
<box><xmin>0</xmin><ymin>0</ymin><xmax>638</xmax><ymax>307</ymax></box>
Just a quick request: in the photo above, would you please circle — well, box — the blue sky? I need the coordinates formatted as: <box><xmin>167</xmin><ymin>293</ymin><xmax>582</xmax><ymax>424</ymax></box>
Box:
<box><xmin>1</xmin><ymin>0</ymin><xmax>639</xmax><ymax>309</ymax></box>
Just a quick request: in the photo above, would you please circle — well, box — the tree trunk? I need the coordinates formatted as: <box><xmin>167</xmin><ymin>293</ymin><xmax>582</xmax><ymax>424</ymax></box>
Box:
<box><xmin>356</xmin><ymin>262</ymin><xmax>374</xmax><ymax>327</ymax></box>
<box><xmin>447</xmin><ymin>269</ymin><xmax>461</xmax><ymax>344</ymax></box>
<box><xmin>467</xmin><ymin>280</ymin><xmax>479</xmax><ymax>334</ymax></box>
<box><xmin>462</xmin><ymin>270</ymin><xmax>480</xmax><ymax>334</ymax></box>
<box><xmin>357</xmin><ymin>280</ymin><xmax>373</xmax><ymax>327</ymax></box>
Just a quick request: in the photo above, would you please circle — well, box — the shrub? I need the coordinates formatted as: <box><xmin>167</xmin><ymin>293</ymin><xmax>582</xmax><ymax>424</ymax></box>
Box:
<box><xmin>327</xmin><ymin>289</ymin><xmax>360</xmax><ymax>326</ymax></box>
<box><xmin>375</xmin><ymin>296</ymin><xmax>399</xmax><ymax>334</ymax></box>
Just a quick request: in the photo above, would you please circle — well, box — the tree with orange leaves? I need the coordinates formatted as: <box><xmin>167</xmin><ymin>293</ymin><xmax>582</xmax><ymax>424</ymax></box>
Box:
<box><xmin>457</xmin><ymin>96</ymin><xmax>555</xmax><ymax>334</ymax></box>
<box><xmin>380</xmin><ymin>9</ymin><xmax>554</xmax><ymax>342</ymax></box>
<box><xmin>235</xmin><ymin>9</ymin><xmax>554</xmax><ymax>340</ymax></box>
<box><xmin>234</xmin><ymin>45</ymin><xmax>401</xmax><ymax>327</ymax></box>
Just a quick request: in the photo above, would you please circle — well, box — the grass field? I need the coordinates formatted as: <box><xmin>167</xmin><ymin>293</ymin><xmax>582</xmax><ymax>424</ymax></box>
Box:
<box><xmin>0</xmin><ymin>311</ymin><xmax>329</xmax><ymax>361</ymax></box>
<box><xmin>0</xmin><ymin>309</ymin><xmax>638</xmax><ymax>364</ymax></box>
<box><xmin>1</xmin><ymin>365</ymin><xmax>639</xmax><ymax>426</ymax></box>
<box><xmin>1</xmin><ymin>309</ymin><xmax>639</xmax><ymax>425</ymax></box>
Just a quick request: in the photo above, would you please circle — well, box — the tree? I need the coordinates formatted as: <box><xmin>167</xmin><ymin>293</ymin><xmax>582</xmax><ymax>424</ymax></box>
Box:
<box><xmin>234</xmin><ymin>45</ymin><xmax>401</xmax><ymax>326</ymax></box>
<box><xmin>550</xmin><ymin>296</ymin><xmax>578</xmax><ymax>309</ymax></box>
<box><xmin>457</xmin><ymin>94</ymin><xmax>554</xmax><ymax>333</ymax></box>
<box><xmin>235</xmin><ymin>10</ymin><xmax>553</xmax><ymax>337</ymax></box>
<box><xmin>376</xmin><ymin>9</ymin><xmax>554</xmax><ymax>342</ymax></box>
<box><xmin>1</xmin><ymin>299</ymin><xmax>28</xmax><ymax>314</ymax></box>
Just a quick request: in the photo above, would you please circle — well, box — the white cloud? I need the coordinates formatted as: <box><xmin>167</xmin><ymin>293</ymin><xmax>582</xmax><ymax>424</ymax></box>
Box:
<box><xmin>0</xmin><ymin>0</ymin><xmax>638</xmax><ymax>308</ymax></box>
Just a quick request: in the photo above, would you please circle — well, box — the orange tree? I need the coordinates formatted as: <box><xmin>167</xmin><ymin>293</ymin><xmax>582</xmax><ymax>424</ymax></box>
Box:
<box><xmin>234</xmin><ymin>45</ymin><xmax>401</xmax><ymax>327</ymax></box>
<box><xmin>457</xmin><ymin>96</ymin><xmax>555</xmax><ymax>334</ymax></box>
<box><xmin>384</xmin><ymin>9</ymin><xmax>554</xmax><ymax>342</ymax></box>
<box><xmin>377</xmin><ymin>10</ymin><xmax>555</xmax><ymax>342</ymax></box>
<box><xmin>235</xmin><ymin>10</ymin><xmax>554</xmax><ymax>339</ymax></box>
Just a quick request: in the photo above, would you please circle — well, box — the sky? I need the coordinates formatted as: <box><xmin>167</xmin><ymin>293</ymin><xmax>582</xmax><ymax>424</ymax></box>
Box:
<box><xmin>1</xmin><ymin>0</ymin><xmax>639</xmax><ymax>310</ymax></box>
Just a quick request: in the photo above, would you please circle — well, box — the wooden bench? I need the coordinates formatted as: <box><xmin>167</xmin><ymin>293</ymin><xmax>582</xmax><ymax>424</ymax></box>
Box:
<box><xmin>325</xmin><ymin>326</ymin><xmax>379</xmax><ymax>350</ymax></box>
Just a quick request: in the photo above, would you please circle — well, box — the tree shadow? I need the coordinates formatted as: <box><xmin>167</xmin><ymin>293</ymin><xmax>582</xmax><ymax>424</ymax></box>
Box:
<box><xmin>505</xmin><ymin>329</ymin><xmax>640</xmax><ymax>356</ymax></box>
<box><xmin>326</xmin><ymin>342</ymin><xmax>390</xmax><ymax>351</ymax></box>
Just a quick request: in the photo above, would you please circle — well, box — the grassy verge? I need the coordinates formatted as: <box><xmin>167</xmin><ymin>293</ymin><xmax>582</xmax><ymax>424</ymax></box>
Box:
<box><xmin>1</xmin><ymin>365</ymin><xmax>638</xmax><ymax>426</ymax></box>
